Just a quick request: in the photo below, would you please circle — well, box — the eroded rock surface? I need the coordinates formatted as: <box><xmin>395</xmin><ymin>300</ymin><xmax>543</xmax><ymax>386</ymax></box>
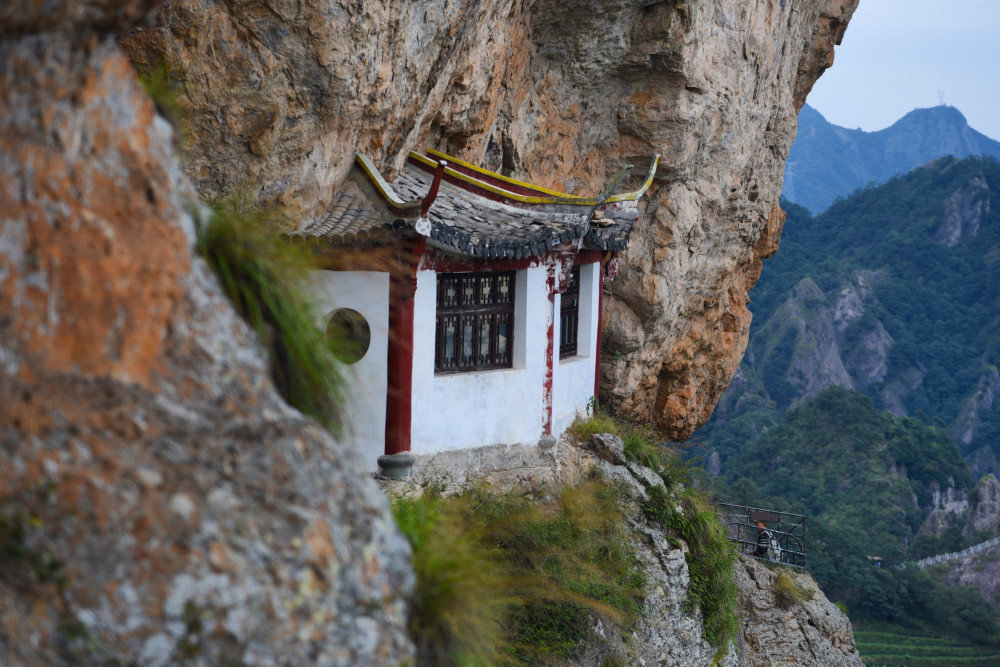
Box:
<box><xmin>121</xmin><ymin>0</ymin><xmax>858</xmax><ymax>439</ymax></box>
<box><xmin>0</xmin><ymin>6</ymin><xmax>413</xmax><ymax>665</ymax></box>
<box><xmin>735</xmin><ymin>558</ymin><xmax>863</xmax><ymax>667</ymax></box>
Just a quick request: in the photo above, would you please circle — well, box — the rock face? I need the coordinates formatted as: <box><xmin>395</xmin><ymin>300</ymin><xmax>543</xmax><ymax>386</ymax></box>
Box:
<box><xmin>940</xmin><ymin>540</ymin><xmax>1000</xmax><ymax>613</ymax></box>
<box><xmin>580</xmin><ymin>434</ymin><xmax>861</xmax><ymax>666</ymax></box>
<box><xmin>966</xmin><ymin>474</ymin><xmax>1000</xmax><ymax>537</ymax></box>
<box><xmin>919</xmin><ymin>480</ymin><xmax>971</xmax><ymax>538</ymax></box>
<box><xmin>120</xmin><ymin>0</ymin><xmax>858</xmax><ymax>440</ymax></box>
<box><xmin>735</xmin><ymin>558</ymin><xmax>863</xmax><ymax>667</ymax></box>
<box><xmin>0</xmin><ymin>5</ymin><xmax>413</xmax><ymax>665</ymax></box>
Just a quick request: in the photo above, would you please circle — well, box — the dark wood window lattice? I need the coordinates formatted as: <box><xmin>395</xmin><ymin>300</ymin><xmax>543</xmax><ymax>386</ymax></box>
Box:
<box><xmin>435</xmin><ymin>271</ymin><xmax>515</xmax><ymax>373</ymax></box>
<box><xmin>559</xmin><ymin>266</ymin><xmax>581</xmax><ymax>359</ymax></box>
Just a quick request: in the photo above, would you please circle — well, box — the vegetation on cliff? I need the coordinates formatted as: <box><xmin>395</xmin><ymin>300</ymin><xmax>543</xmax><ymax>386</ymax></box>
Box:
<box><xmin>735</xmin><ymin>156</ymin><xmax>1000</xmax><ymax>464</ymax></box>
<box><xmin>394</xmin><ymin>480</ymin><xmax>645</xmax><ymax>666</ymax></box>
<box><xmin>394</xmin><ymin>411</ymin><xmax>740</xmax><ymax>665</ymax></box>
<box><xmin>197</xmin><ymin>194</ymin><xmax>344</xmax><ymax>430</ymax></box>
<box><xmin>711</xmin><ymin>387</ymin><xmax>997</xmax><ymax>644</ymax></box>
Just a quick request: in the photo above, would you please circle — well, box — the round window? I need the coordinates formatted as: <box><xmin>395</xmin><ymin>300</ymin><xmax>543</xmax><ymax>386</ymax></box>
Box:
<box><xmin>327</xmin><ymin>308</ymin><xmax>371</xmax><ymax>364</ymax></box>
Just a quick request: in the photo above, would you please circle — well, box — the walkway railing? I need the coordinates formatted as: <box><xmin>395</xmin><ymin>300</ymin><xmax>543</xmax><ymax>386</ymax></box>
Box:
<box><xmin>909</xmin><ymin>535</ymin><xmax>1000</xmax><ymax>569</ymax></box>
<box><xmin>719</xmin><ymin>503</ymin><xmax>807</xmax><ymax>568</ymax></box>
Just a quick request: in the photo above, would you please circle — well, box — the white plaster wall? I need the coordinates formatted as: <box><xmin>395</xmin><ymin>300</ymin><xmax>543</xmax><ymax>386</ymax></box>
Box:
<box><xmin>306</xmin><ymin>270</ymin><xmax>390</xmax><ymax>472</ymax></box>
<box><xmin>553</xmin><ymin>261</ymin><xmax>600</xmax><ymax>436</ymax></box>
<box><xmin>411</xmin><ymin>265</ymin><xmax>549</xmax><ymax>453</ymax></box>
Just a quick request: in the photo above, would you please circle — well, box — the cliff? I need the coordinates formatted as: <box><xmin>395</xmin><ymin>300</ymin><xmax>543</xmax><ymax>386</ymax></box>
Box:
<box><xmin>1</xmin><ymin>0</ymin><xmax>858</xmax><ymax>663</ymax></box>
<box><xmin>119</xmin><ymin>0</ymin><xmax>858</xmax><ymax>439</ymax></box>
<box><xmin>0</xmin><ymin>4</ymin><xmax>412</xmax><ymax>665</ymax></box>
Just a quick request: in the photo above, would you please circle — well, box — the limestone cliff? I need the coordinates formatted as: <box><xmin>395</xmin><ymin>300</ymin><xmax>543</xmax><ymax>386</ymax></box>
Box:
<box><xmin>120</xmin><ymin>0</ymin><xmax>858</xmax><ymax>439</ymax></box>
<box><xmin>1</xmin><ymin>0</ymin><xmax>860</xmax><ymax>663</ymax></box>
<box><xmin>0</xmin><ymin>4</ymin><xmax>412</xmax><ymax>664</ymax></box>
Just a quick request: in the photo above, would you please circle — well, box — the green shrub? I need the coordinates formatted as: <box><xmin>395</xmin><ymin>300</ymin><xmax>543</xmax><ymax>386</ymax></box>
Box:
<box><xmin>394</xmin><ymin>482</ymin><xmax>646</xmax><ymax>666</ymax></box>
<box><xmin>197</xmin><ymin>193</ymin><xmax>343</xmax><ymax>431</ymax></box>
<box><xmin>643</xmin><ymin>486</ymin><xmax>739</xmax><ymax>650</ymax></box>
<box><xmin>569</xmin><ymin>407</ymin><xmax>685</xmax><ymax>485</ymax></box>
<box><xmin>394</xmin><ymin>493</ymin><xmax>508</xmax><ymax>666</ymax></box>
<box><xmin>772</xmin><ymin>571</ymin><xmax>811</xmax><ymax>609</ymax></box>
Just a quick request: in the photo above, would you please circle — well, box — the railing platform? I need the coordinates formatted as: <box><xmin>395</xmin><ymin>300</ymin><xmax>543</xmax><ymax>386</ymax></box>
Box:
<box><xmin>720</xmin><ymin>503</ymin><xmax>806</xmax><ymax>568</ymax></box>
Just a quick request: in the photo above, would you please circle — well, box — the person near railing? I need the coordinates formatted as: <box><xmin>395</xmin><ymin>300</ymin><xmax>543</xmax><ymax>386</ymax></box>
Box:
<box><xmin>754</xmin><ymin>520</ymin><xmax>779</xmax><ymax>561</ymax></box>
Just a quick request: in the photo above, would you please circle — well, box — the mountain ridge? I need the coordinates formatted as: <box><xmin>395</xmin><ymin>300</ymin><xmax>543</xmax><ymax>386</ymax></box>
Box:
<box><xmin>783</xmin><ymin>104</ymin><xmax>1000</xmax><ymax>213</ymax></box>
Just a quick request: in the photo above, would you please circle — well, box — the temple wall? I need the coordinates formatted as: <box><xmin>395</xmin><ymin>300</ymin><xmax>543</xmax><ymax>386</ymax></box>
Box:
<box><xmin>307</xmin><ymin>270</ymin><xmax>391</xmax><ymax>471</ymax></box>
<box><xmin>553</xmin><ymin>260</ymin><xmax>601</xmax><ymax>436</ymax></box>
<box><xmin>411</xmin><ymin>265</ymin><xmax>549</xmax><ymax>454</ymax></box>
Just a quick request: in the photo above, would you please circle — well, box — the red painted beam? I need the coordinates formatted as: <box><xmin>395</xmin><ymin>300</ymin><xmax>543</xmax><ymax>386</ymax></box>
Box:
<box><xmin>384</xmin><ymin>239</ymin><xmax>425</xmax><ymax>455</ymax></box>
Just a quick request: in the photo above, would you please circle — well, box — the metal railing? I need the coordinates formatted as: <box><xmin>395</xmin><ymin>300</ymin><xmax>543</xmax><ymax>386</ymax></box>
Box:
<box><xmin>909</xmin><ymin>535</ymin><xmax>1000</xmax><ymax>569</ymax></box>
<box><xmin>719</xmin><ymin>503</ymin><xmax>807</xmax><ymax>568</ymax></box>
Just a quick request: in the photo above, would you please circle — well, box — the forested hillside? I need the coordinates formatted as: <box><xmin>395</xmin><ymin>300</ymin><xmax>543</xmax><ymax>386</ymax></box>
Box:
<box><xmin>708</xmin><ymin>155</ymin><xmax>1000</xmax><ymax>479</ymax></box>
<box><xmin>783</xmin><ymin>105</ymin><xmax>1000</xmax><ymax>213</ymax></box>
<box><xmin>700</xmin><ymin>155</ymin><xmax>1000</xmax><ymax>642</ymax></box>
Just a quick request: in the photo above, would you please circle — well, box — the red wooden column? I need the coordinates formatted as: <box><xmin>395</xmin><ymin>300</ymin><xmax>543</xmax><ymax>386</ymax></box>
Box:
<box><xmin>542</xmin><ymin>262</ymin><xmax>557</xmax><ymax>437</ymax></box>
<box><xmin>384</xmin><ymin>239</ymin><xmax>425</xmax><ymax>459</ymax></box>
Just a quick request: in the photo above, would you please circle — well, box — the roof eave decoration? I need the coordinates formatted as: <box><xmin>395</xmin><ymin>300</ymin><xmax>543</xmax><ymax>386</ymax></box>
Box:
<box><xmin>291</xmin><ymin>149</ymin><xmax>659</xmax><ymax>259</ymax></box>
<box><xmin>355</xmin><ymin>153</ymin><xmax>444</xmax><ymax>220</ymax></box>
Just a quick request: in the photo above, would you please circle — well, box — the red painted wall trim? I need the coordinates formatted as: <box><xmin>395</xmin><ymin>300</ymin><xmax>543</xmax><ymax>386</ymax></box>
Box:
<box><xmin>543</xmin><ymin>265</ymin><xmax>556</xmax><ymax>436</ymax></box>
<box><xmin>575</xmin><ymin>249</ymin><xmax>601</xmax><ymax>265</ymax></box>
<box><xmin>385</xmin><ymin>239</ymin><xmax>425</xmax><ymax>455</ymax></box>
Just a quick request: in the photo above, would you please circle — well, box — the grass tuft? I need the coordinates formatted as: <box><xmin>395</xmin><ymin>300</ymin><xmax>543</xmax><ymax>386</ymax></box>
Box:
<box><xmin>643</xmin><ymin>486</ymin><xmax>739</xmax><ymax>650</ymax></box>
<box><xmin>136</xmin><ymin>62</ymin><xmax>185</xmax><ymax>129</ymax></box>
<box><xmin>394</xmin><ymin>493</ymin><xmax>508</xmax><ymax>666</ymax></box>
<box><xmin>394</xmin><ymin>482</ymin><xmax>645</xmax><ymax>666</ymax></box>
<box><xmin>772</xmin><ymin>571</ymin><xmax>811</xmax><ymax>609</ymax></box>
<box><xmin>197</xmin><ymin>192</ymin><xmax>343</xmax><ymax>431</ymax></box>
<box><xmin>569</xmin><ymin>406</ymin><xmax>686</xmax><ymax>485</ymax></box>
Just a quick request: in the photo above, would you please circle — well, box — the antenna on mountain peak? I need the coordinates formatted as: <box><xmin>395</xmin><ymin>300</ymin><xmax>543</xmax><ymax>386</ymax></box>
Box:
<box><xmin>938</xmin><ymin>90</ymin><xmax>946</xmax><ymax>106</ymax></box>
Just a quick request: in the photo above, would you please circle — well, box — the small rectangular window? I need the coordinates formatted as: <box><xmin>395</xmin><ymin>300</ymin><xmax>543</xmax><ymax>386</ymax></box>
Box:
<box><xmin>435</xmin><ymin>271</ymin><xmax>516</xmax><ymax>373</ymax></box>
<box><xmin>559</xmin><ymin>266</ymin><xmax>580</xmax><ymax>359</ymax></box>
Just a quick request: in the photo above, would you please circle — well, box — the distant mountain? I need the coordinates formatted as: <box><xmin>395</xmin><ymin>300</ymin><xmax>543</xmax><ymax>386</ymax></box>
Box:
<box><xmin>705</xmin><ymin>155</ymin><xmax>1000</xmax><ymax>478</ymax></box>
<box><xmin>783</xmin><ymin>105</ymin><xmax>1000</xmax><ymax>214</ymax></box>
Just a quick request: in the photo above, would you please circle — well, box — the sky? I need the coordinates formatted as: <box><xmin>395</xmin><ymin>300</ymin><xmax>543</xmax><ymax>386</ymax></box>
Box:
<box><xmin>806</xmin><ymin>0</ymin><xmax>1000</xmax><ymax>141</ymax></box>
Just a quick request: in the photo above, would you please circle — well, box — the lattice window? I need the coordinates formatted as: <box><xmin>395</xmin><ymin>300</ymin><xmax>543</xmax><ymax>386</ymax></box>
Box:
<box><xmin>559</xmin><ymin>266</ymin><xmax>580</xmax><ymax>359</ymax></box>
<box><xmin>435</xmin><ymin>271</ymin><xmax>515</xmax><ymax>373</ymax></box>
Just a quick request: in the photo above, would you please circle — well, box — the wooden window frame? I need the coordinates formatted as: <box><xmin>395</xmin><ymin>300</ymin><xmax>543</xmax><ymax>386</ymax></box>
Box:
<box><xmin>435</xmin><ymin>270</ymin><xmax>515</xmax><ymax>374</ymax></box>
<box><xmin>559</xmin><ymin>265</ymin><xmax>581</xmax><ymax>359</ymax></box>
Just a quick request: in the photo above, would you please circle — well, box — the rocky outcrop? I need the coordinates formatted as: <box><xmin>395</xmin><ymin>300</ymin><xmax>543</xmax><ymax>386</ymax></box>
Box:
<box><xmin>120</xmin><ymin>0</ymin><xmax>858</xmax><ymax>440</ymax></box>
<box><xmin>574</xmin><ymin>434</ymin><xmax>859</xmax><ymax>665</ymax></box>
<box><xmin>939</xmin><ymin>540</ymin><xmax>1000</xmax><ymax>613</ymax></box>
<box><xmin>966</xmin><ymin>474</ymin><xmax>1000</xmax><ymax>538</ymax></box>
<box><xmin>950</xmin><ymin>366</ymin><xmax>1000</xmax><ymax>452</ymax></box>
<box><xmin>753</xmin><ymin>277</ymin><xmax>854</xmax><ymax>404</ymax></box>
<box><xmin>935</xmin><ymin>175</ymin><xmax>991</xmax><ymax>247</ymax></box>
<box><xmin>0</xmin><ymin>4</ymin><xmax>413</xmax><ymax>664</ymax></box>
<box><xmin>735</xmin><ymin>558</ymin><xmax>862</xmax><ymax>667</ymax></box>
<box><xmin>919</xmin><ymin>479</ymin><xmax>971</xmax><ymax>538</ymax></box>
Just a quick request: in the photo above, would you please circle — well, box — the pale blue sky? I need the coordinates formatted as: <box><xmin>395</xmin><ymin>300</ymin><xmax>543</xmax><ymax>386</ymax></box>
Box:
<box><xmin>806</xmin><ymin>0</ymin><xmax>1000</xmax><ymax>140</ymax></box>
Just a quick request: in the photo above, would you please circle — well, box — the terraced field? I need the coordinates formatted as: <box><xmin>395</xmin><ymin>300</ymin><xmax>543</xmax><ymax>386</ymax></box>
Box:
<box><xmin>856</xmin><ymin>630</ymin><xmax>1000</xmax><ymax>666</ymax></box>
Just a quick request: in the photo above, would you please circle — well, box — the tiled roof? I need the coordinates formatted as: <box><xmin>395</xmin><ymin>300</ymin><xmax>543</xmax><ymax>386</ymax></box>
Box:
<box><xmin>289</xmin><ymin>152</ymin><xmax>646</xmax><ymax>258</ymax></box>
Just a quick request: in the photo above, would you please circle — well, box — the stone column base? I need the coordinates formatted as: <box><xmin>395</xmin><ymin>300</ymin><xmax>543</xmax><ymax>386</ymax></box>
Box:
<box><xmin>378</xmin><ymin>453</ymin><xmax>416</xmax><ymax>480</ymax></box>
